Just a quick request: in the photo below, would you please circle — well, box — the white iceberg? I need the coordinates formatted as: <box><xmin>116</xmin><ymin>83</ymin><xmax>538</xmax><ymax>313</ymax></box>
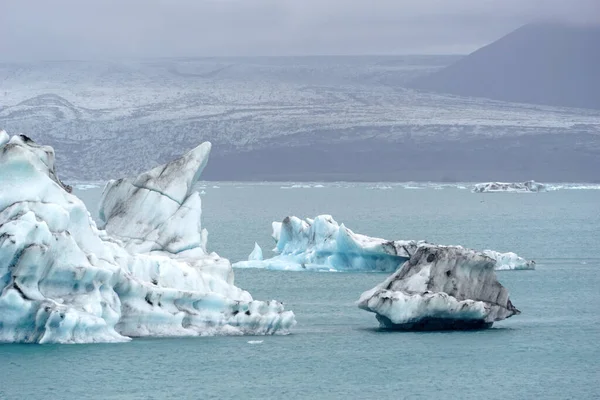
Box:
<box><xmin>546</xmin><ymin>184</ymin><xmax>600</xmax><ymax>191</ymax></box>
<box><xmin>0</xmin><ymin>130</ymin><xmax>8</xmax><ymax>147</ymax></box>
<box><xmin>358</xmin><ymin>245</ymin><xmax>520</xmax><ymax>330</ymax></box>
<box><xmin>0</xmin><ymin>133</ymin><xmax>295</xmax><ymax>344</ymax></box>
<box><xmin>99</xmin><ymin>142</ymin><xmax>212</xmax><ymax>255</ymax></box>
<box><xmin>235</xmin><ymin>215</ymin><xmax>534</xmax><ymax>272</ymax></box>
<box><xmin>482</xmin><ymin>250</ymin><xmax>535</xmax><ymax>270</ymax></box>
<box><xmin>472</xmin><ymin>180</ymin><xmax>546</xmax><ymax>193</ymax></box>
<box><xmin>234</xmin><ymin>215</ymin><xmax>421</xmax><ymax>272</ymax></box>
<box><xmin>73</xmin><ymin>183</ymin><xmax>102</xmax><ymax>191</ymax></box>
<box><xmin>368</xmin><ymin>185</ymin><xmax>392</xmax><ymax>190</ymax></box>
<box><xmin>248</xmin><ymin>243</ymin><xmax>264</xmax><ymax>261</ymax></box>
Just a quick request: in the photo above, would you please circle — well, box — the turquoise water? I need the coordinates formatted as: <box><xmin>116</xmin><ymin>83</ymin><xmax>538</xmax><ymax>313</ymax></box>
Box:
<box><xmin>1</xmin><ymin>183</ymin><xmax>599</xmax><ymax>399</ymax></box>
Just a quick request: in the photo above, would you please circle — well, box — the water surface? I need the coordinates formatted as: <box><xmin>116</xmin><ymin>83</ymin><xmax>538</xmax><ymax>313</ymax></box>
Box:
<box><xmin>1</xmin><ymin>183</ymin><xmax>598</xmax><ymax>399</ymax></box>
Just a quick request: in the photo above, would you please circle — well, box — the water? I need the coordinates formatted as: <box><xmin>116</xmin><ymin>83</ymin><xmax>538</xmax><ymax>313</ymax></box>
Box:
<box><xmin>2</xmin><ymin>183</ymin><xmax>599</xmax><ymax>399</ymax></box>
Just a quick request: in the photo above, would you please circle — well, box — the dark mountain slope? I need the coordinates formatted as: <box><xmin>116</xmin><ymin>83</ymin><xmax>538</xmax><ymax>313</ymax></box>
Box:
<box><xmin>409</xmin><ymin>23</ymin><xmax>600</xmax><ymax>109</ymax></box>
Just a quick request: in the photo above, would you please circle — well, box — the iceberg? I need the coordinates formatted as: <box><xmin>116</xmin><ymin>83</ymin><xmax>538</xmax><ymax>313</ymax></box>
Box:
<box><xmin>99</xmin><ymin>142</ymin><xmax>211</xmax><ymax>254</ymax></box>
<box><xmin>234</xmin><ymin>215</ymin><xmax>422</xmax><ymax>272</ymax></box>
<box><xmin>234</xmin><ymin>215</ymin><xmax>534</xmax><ymax>272</ymax></box>
<box><xmin>358</xmin><ymin>245</ymin><xmax>520</xmax><ymax>330</ymax></box>
<box><xmin>0</xmin><ymin>133</ymin><xmax>295</xmax><ymax>344</ymax></box>
<box><xmin>472</xmin><ymin>180</ymin><xmax>546</xmax><ymax>193</ymax></box>
<box><xmin>0</xmin><ymin>130</ymin><xmax>8</xmax><ymax>147</ymax></box>
<box><xmin>248</xmin><ymin>243</ymin><xmax>264</xmax><ymax>261</ymax></box>
<box><xmin>482</xmin><ymin>250</ymin><xmax>535</xmax><ymax>271</ymax></box>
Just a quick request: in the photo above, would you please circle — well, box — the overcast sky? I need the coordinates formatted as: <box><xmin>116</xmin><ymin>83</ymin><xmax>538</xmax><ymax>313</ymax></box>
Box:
<box><xmin>2</xmin><ymin>0</ymin><xmax>599</xmax><ymax>60</ymax></box>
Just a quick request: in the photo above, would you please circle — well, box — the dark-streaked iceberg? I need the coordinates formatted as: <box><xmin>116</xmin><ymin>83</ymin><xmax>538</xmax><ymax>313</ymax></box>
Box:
<box><xmin>358</xmin><ymin>245</ymin><xmax>520</xmax><ymax>330</ymax></box>
<box><xmin>473</xmin><ymin>180</ymin><xmax>546</xmax><ymax>193</ymax></box>
<box><xmin>99</xmin><ymin>142</ymin><xmax>211</xmax><ymax>256</ymax></box>
<box><xmin>0</xmin><ymin>131</ymin><xmax>295</xmax><ymax>344</ymax></box>
<box><xmin>234</xmin><ymin>215</ymin><xmax>534</xmax><ymax>272</ymax></box>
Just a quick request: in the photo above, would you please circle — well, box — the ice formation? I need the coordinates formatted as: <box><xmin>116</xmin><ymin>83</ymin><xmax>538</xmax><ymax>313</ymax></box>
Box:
<box><xmin>234</xmin><ymin>215</ymin><xmax>534</xmax><ymax>272</ymax></box>
<box><xmin>483</xmin><ymin>250</ymin><xmax>535</xmax><ymax>271</ymax></box>
<box><xmin>234</xmin><ymin>215</ymin><xmax>422</xmax><ymax>272</ymax></box>
<box><xmin>358</xmin><ymin>245</ymin><xmax>520</xmax><ymax>330</ymax></box>
<box><xmin>248</xmin><ymin>243</ymin><xmax>263</xmax><ymax>261</ymax></box>
<box><xmin>99</xmin><ymin>142</ymin><xmax>211</xmax><ymax>254</ymax></box>
<box><xmin>0</xmin><ymin>133</ymin><xmax>295</xmax><ymax>344</ymax></box>
<box><xmin>472</xmin><ymin>180</ymin><xmax>546</xmax><ymax>193</ymax></box>
<box><xmin>0</xmin><ymin>130</ymin><xmax>8</xmax><ymax>147</ymax></box>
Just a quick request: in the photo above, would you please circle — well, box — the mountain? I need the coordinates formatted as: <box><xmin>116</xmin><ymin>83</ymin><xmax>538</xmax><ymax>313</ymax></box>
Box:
<box><xmin>1</xmin><ymin>56</ymin><xmax>599</xmax><ymax>182</ymax></box>
<box><xmin>409</xmin><ymin>23</ymin><xmax>600</xmax><ymax>110</ymax></box>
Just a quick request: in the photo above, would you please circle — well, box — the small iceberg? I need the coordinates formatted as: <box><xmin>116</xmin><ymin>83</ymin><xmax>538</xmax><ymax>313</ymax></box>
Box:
<box><xmin>368</xmin><ymin>185</ymin><xmax>392</xmax><ymax>190</ymax></box>
<box><xmin>546</xmin><ymin>184</ymin><xmax>600</xmax><ymax>191</ymax></box>
<box><xmin>472</xmin><ymin>180</ymin><xmax>546</xmax><ymax>193</ymax></box>
<box><xmin>234</xmin><ymin>215</ymin><xmax>534</xmax><ymax>272</ymax></box>
<box><xmin>248</xmin><ymin>243</ymin><xmax>264</xmax><ymax>261</ymax></box>
<box><xmin>0</xmin><ymin>130</ymin><xmax>9</xmax><ymax>146</ymax></box>
<box><xmin>280</xmin><ymin>184</ymin><xmax>313</xmax><ymax>189</ymax></box>
<box><xmin>358</xmin><ymin>245</ymin><xmax>520</xmax><ymax>330</ymax></box>
<box><xmin>483</xmin><ymin>250</ymin><xmax>535</xmax><ymax>270</ymax></box>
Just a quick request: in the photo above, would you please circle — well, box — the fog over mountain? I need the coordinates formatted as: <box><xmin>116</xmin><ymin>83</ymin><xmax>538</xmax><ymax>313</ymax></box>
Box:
<box><xmin>2</xmin><ymin>0</ymin><xmax>599</xmax><ymax>59</ymax></box>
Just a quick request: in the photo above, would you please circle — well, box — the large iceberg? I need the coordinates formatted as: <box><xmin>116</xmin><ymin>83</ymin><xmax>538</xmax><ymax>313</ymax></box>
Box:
<box><xmin>234</xmin><ymin>215</ymin><xmax>421</xmax><ymax>272</ymax></box>
<box><xmin>358</xmin><ymin>245</ymin><xmax>520</xmax><ymax>330</ymax></box>
<box><xmin>234</xmin><ymin>215</ymin><xmax>534</xmax><ymax>272</ymax></box>
<box><xmin>0</xmin><ymin>133</ymin><xmax>295</xmax><ymax>344</ymax></box>
<box><xmin>472</xmin><ymin>180</ymin><xmax>546</xmax><ymax>193</ymax></box>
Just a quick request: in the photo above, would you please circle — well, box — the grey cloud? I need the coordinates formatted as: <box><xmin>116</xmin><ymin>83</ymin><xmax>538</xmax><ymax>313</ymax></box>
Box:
<box><xmin>1</xmin><ymin>0</ymin><xmax>598</xmax><ymax>60</ymax></box>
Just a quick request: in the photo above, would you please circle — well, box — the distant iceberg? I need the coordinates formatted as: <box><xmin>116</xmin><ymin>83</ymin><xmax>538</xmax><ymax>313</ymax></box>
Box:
<box><xmin>358</xmin><ymin>245</ymin><xmax>520</xmax><ymax>330</ymax></box>
<box><xmin>368</xmin><ymin>185</ymin><xmax>393</xmax><ymax>190</ymax></box>
<box><xmin>280</xmin><ymin>184</ymin><xmax>324</xmax><ymax>189</ymax></box>
<box><xmin>473</xmin><ymin>180</ymin><xmax>546</xmax><ymax>193</ymax></box>
<box><xmin>0</xmin><ymin>132</ymin><xmax>295</xmax><ymax>344</ymax></box>
<box><xmin>546</xmin><ymin>184</ymin><xmax>600</xmax><ymax>191</ymax></box>
<box><xmin>234</xmin><ymin>215</ymin><xmax>534</xmax><ymax>272</ymax></box>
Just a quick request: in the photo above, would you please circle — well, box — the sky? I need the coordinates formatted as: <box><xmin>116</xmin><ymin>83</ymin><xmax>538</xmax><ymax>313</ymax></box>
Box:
<box><xmin>1</xmin><ymin>0</ymin><xmax>599</xmax><ymax>60</ymax></box>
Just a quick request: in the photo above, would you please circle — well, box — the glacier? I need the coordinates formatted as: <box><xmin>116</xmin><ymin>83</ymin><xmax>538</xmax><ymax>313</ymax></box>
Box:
<box><xmin>234</xmin><ymin>215</ymin><xmax>534</xmax><ymax>272</ymax></box>
<box><xmin>473</xmin><ymin>180</ymin><xmax>546</xmax><ymax>193</ymax></box>
<box><xmin>0</xmin><ymin>133</ymin><xmax>295</xmax><ymax>344</ymax></box>
<box><xmin>2</xmin><ymin>58</ymin><xmax>599</xmax><ymax>183</ymax></box>
<box><xmin>358</xmin><ymin>245</ymin><xmax>520</xmax><ymax>330</ymax></box>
